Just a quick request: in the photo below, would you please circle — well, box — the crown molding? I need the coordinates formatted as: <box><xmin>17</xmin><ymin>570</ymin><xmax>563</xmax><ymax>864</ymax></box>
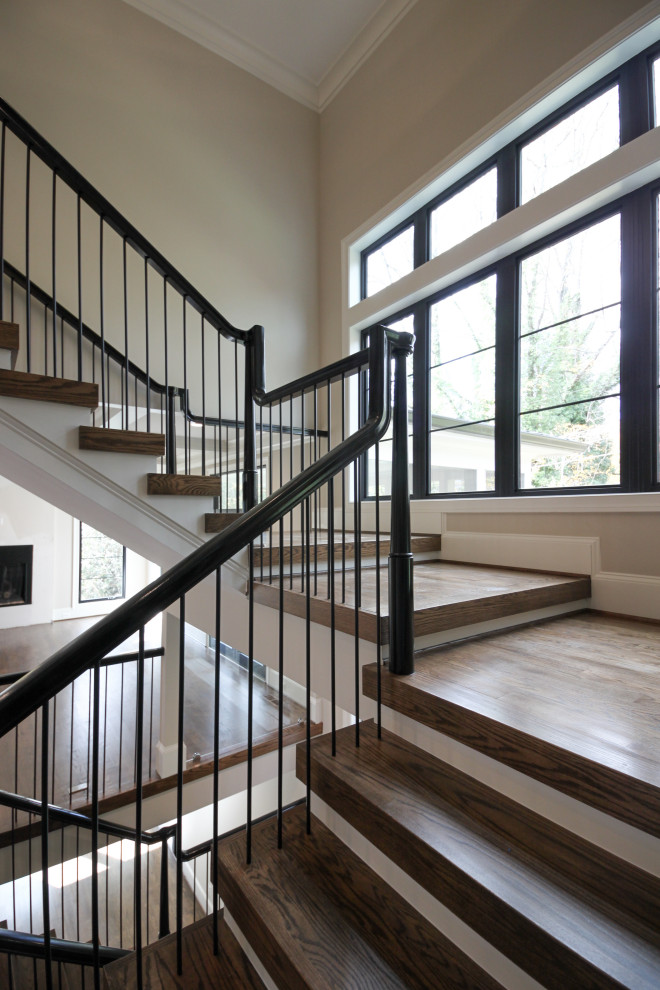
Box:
<box><xmin>121</xmin><ymin>0</ymin><xmax>418</xmax><ymax>112</ymax></box>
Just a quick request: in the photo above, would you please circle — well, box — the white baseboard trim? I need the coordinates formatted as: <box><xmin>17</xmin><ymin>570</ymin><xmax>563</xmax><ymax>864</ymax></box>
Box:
<box><xmin>591</xmin><ymin>571</ymin><xmax>660</xmax><ymax>621</ymax></box>
<box><xmin>438</xmin><ymin>530</ymin><xmax>599</xmax><ymax>575</ymax></box>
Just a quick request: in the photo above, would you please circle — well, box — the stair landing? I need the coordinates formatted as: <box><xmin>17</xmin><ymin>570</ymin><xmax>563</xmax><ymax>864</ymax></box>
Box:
<box><xmin>364</xmin><ymin>611</ymin><xmax>660</xmax><ymax>836</ymax></box>
<box><xmin>253</xmin><ymin>560</ymin><xmax>590</xmax><ymax>643</ymax></box>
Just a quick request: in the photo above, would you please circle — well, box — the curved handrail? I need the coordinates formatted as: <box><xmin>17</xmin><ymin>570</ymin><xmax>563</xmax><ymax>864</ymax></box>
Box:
<box><xmin>0</xmin><ymin>97</ymin><xmax>246</xmax><ymax>343</ymax></box>
<box><xmin>0</xmin><ymin>326</ymin><xmax>413</xmax><ymax>737</ymax></box>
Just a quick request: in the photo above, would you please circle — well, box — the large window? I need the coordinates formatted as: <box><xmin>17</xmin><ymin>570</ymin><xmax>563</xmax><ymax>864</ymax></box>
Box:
<box><xmin>359</xmin><ymin>40</ymin><xmax>660</xmax><ymax>499</ymax></box>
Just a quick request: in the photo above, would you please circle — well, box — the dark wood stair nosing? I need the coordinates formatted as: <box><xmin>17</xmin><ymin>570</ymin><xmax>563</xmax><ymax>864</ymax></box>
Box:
<box><xmin>0</xmin><ymin>369</ymin><xmax>99</xmax><ymax>408</ymax></box>
<box><xmin>79</xmin><ymin>425</ymin><xmax>165</xmax><ymax>456</ymax></box>
<box><xmin>299</xmin><ymin>723</ymin><xmax>660</xmax><ymax>990</ymax></box>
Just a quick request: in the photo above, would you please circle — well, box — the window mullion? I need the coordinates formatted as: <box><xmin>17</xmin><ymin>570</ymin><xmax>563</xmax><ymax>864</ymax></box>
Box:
<box><xmin>497</xmin><ymin>143</ymin><xmax>517</xmax><ymax>216</ymax></box>
<box><xmin>495</xmin><ymin>256</ymin><xmax>518</xmax><ymax>496</ymax></box>
<box><xmin>619</xmin><ymin>53</ymin><xmax>652</xmax><ymax>145</ymax></box>
<box><xmin>620</xmin><ymin>188</ymin><xmax>656</xmax><ymax>491</ymax></box>
<box><xmin>411</xmin><ymin>300</ymin><xmax>427</xmax><ymax>497</ymax></box>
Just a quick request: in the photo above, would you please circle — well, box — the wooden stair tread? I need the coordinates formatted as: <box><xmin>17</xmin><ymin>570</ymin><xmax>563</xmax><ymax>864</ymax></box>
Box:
<box><xmin>0</xmin><ymin>369</ymin><xmax>98</xmax><ymax>407</ymax></box>
<box><xmin>79</xmin><ymin>425</ymin><xmax>165</xmax><ymax>455</ymax></box>
<box><xmin>301</xmin><ymin>722</ymin><xmax>660</xmax><ymax>990</ymax></box>
<box><xmin>204</xmin><ymin>512</ymin><xmax>242</xmax><ymax>533</ymax></box>
<box><xmin>216</xmin><ymin>804</ymin><xmax>502</xmax><ymax>990</ymax></box>
<box><xmin>363</xmin><ymin>611</ymin><xmax>660</xmax><ymax>836</ymax></box>
<box><xmin>251</xmin><ymin>531</ymin><xmax>442</xmax><ymax>566</ymax></box>
<box><xmin>103</xmin><ymin>914</ymin><xmax>265</xmax><ymax>990</ymax></box>
<box><xmin>253</xmin><ymin>561</ymin><xmax>590</xmax><ymax>643</ymax></box>
<box><xmin>147</xmin><ymin>473</ymin><xmax>222</xmax><ymax>496</ymax></box>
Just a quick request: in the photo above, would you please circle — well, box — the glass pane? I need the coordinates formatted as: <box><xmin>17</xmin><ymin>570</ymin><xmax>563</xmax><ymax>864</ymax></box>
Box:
<box><xmin>365</xmin><ymin>225</ymin><xmax>414</xmax><ymax>297</ymax></box>
<box><xmin>520</xmin><ymin>86</ymin><xmax>619</xmax><ymax>204</ymax></box>
<box><xmin>520</xmin><ymin>306</ymin><xmax>620</xmax><ymax>413</ymax></box>
<box><xmin>80</xmin><ymin>523</ymin><xmax>124</xmax><ymax>601</ymax></box>
<box><xmin>365</xmin><ymin>437</ymin><xmax>413</xmax><ymax>497</ymax></box>
<box><xmin>430</xmin><ymin>167</ymin><xmax>497</xmax><ymax>258</ymax></box>
<box><xmin>520</xmin><ymin>395</ymin><xmax>620</xmax><ymax>489</ymax></box>
<box><xmin>430</xmin><ymin>275</ymin><xmax>496</xmax><ymax>366</ymax></box>
<box><xmin>429</xmin><ymin>424</ymin><xmax>495</xmax><ymax>494</ymax></box>
<box><xmin>430</xmin><ymin>350</ymin><xmax>495</xmax><ymax>422</ymax></box>
<box><xmin>520</xmin><ymin>215</ymin><xmax>621</xmax><ymax>335</ymax></box>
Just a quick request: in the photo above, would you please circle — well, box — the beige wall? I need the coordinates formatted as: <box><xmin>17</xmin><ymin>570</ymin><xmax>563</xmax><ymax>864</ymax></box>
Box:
<box><xmin>0</xmin><ymin>0</ymin><xmax>319</xmax><ymax>389</ymax></box>
<box><xmin>318</xmin><ymin>0</ymin><xmax>659</xmax><ymax>579</ymax></box>
<box><xmin>319</xmin><ymin>0</ymin><xmax>653</xmax><ymax>363</ymax></box>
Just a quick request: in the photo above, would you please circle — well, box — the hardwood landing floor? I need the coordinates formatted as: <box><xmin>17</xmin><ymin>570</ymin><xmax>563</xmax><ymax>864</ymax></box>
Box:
<box><xmin>365</xmin><ymin>611</ymin><xmax>660</xmax><ymax>836</ymax></box>
<box><xmin>0</xmin><ymin>620</ymin><xmax>306</xmax><ymax>836</ymax></box>
<box><xmin>254</xmin><ymin>560</ymin><xmax>590</xmax><ymax>643</ymax></box>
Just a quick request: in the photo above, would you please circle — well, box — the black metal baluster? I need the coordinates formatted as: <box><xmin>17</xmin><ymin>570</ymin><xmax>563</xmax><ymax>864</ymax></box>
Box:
<box><xmin>69</xmin><ymin>678</ymin><xmax>75</xmax><ymax>808</ymax></box>
<box><xmin>41</xmin><ymin>703</ymin><xmax>53</xmax><ymax>990</ymax></box>
<box><xmin>246</xmin><ymin>548</ymin><xmax>254</xmax><ymax>863</ymax></box>
<box><xmin>123</xmin><ymin>239</ymin><xmax>129</xmax><ymax>431</ymax></box>
<box><xmin>327</xmin><ymin>382</ymin><xmax>332</xmax><ymax>600</ymax></box>
<box><xmin>212</xmin><ymin>566</ymin><xmax>221</xmax><ymax>954</ymax></box>
<box><xmin>159</xmin><ymin>832</ymin><xmax>170</xmax><ymax>939</ymax></box>
<box><xmin>134</xmin><ymin>628</ymin><xmax>145</xmax><ymax>988</ymax></box>
<box><xmin>289</xmin><ymin>395</ymin><xmax>293</xmax><ymax>589</ymax></box>
<box><xmin>300</xmin><ymin>397</ymin><xmax>305</xmax><ymax>593</ymax></box>
<box><xmin>217</xmin><ymin>332</ymin><xmax>222</xmax><ymax>499</ymax></box>
<box><xmin>176</xmin><ymin>596</ymin><xmax>185</xmax><ymax>975</ymax></box>
<box><xmin>354</xmin><ymin>453</ymin><xmax>361</xmax><ymax>747</ymax></box>
<box><xmin>149</xmin><ymin>658</ymin><xmax>155</xmax><ymax>781</ymax></box>
<box><xmin>329</xmin><ymin>477</ymin><xmax>336</xmax><ymax>756</ymax></box>
<box><xmin>51</xmin><ymin>172</ymin><xmax>57</xmax><ymax>378</ymax></box>
<box><xmin>259</xmin><ymin>404</ymin><xmax>264</xmax><ymax>580</ymax></box>
<box><xmin>144</xmin><ymin>259</ymin><xmax>150</xmax><ymax>433</ymax></box>
<box><xmin>313</xmin><ymin>387</ymin><xmax>318</xmax><ymax>597</ymax></box>
<box><xmin>182</xmin><ymin>297</ymin><xmax>188</xmax><ymax>474</ymax></box>
<box><xmin>277</xmin><ymin>515</ymin><xmax>284</xmax><ymax>848</ymax></box>
<box><xmin>91</xmin><ymin>663</ymin><xmax>101</xmax><ymax>990</ymax></box>
<box><xmin>305</xmin><ymin>497</ymin><xmax>311</xmax><ymax>834</ymax></box>
<box><xmin>99</xmin><ymin>218</ymin><xmax>106</xmax><ymax>428</ymax></box>
<box><xmin>76</xmin><ymin>196</ymin><xmax>82</xmax><ymax>381</ymax></box>
<box><xmin>0</xmin><ymin>123</ymin><xmax>5</xmax><ymax>321</ymax></box>
<box><xmin>25</xmin><ymin>147</ymin><xmax>31</xmax><ymax>371</ymax></box>
<box><xmin>51</xmin><ymin>695</ymin><xmax>56</xmax><ymax>803</ymax></box>
<box><xmin>375</xmin><ymin>441</ymin><xmax>382</xmax><ymax>739</ymax></box>
<box><xmin>234</xmin><ymin>341</ymin><xmax>240</xmax><ymax>510</ymax></box>
<box><xmin>341</xmin><ymin>373</ymin><xmax>346</xmax><ymax>603</ymax></box>
<box><xmin>201</xmin><ymin>316</ymin><xmax>206</xmax><ymax>476</ymax></box>
<box><xmin>102</xmin><ymin>667</ymin><xmax>108</xmax><ymax>795</ymax></box>
<box><xmin>43</xmin><ymin>303</ymin><xmax>48</xmax><ymax>375</ymax></box>
<box><xmin>269</xmin><ymin>402</ymin><xmax>273</xmax><ymax>581</ymax></box>
<box><xmin>118</xmin><ymin>662</ymin><xmax>124</xmax><ymax>793</ymax></box>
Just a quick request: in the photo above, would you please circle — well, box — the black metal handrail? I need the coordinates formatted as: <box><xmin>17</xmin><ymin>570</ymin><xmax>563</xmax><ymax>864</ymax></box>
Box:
<box><xmin>0</xmin><ymin>325</ymin><xmax>411</xmax><ymax>736</ymax></box>
<box><xmin>0</xmin><ymin>98</ymin><xmax>245</xmax><ymax>343</ymax></box>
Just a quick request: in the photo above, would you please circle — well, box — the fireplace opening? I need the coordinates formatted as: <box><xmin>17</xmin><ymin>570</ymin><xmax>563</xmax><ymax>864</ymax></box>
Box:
<box><xmin>0</xmin><ymin>546</ymin><xmax>33</xmax><ymax>607</ymax></box>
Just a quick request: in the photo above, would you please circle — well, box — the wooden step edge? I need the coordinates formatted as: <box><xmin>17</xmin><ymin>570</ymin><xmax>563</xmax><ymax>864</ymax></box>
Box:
<box><xmin>252</xmin><ymin>579</ymin><xmax>380</xmax><ymax>642</ymax></box>
<box><xmin>79</xmin><ymin>425</ymin><xmax>165</xmax><ymax>455</ymax></box>
<box><xmin>146</xmin><ymin>473</ymin><xmax>222</xmax><ymax>496</ymax></box>
<box><xmin>216</xmin><ymin>804</ymin><xmax>503</xmax><ymax>990</ymax></box>
<box><xmin>307</xmin><ymin>722</ymin><xmax>660</xmax><ymax>946</ymax></box>
<box><xmin>363</xmin><ymin>662</ymin><xmax>660</xmax><ymax>839</ymax></box>
<box><xmin>0</xmin><ymin>321</ymin><xmax>19</xmax><ymax>369</ymax></box>
<box><xmin>300</xmin><ymin>725</ymin><xmax>660</xmax><ymax>990</ymax></box>
<box><xmin>205</xmin><ymin>512</ymin><xmax>243</xmax><ymax>533</ymax></box>
<box><xmin>0</xmin><ymin>369</ymin><xmax>98</xmax><ymax>408</ymax></box>
<box><xmin>103</xmin><ymin>914</ymin><xmax>266</xmax><ymax>990</ymax></box>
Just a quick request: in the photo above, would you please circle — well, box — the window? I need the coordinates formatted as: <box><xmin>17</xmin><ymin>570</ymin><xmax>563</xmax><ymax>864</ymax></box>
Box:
<box><xmin>79</xmin><ymin>523</ymin><xmax>126</xmax><ymax>603</ymax></box>
<box><xmin>357</xmin><ymin>39</ymin><xmax>660</xmax><ymax>500</ymax></box>
<box><xmin>519</xmin><ymin>216</ymin><xmax>621</xmax><ymax>488</ymax></box>
<box><xmin>363</xmin><ymin>225</ymin><xmax>414</xmax><ymax>298</ymax></box>
<box><xmin>519</xmin><ymin>86</ymin><xmax>620</xmax><ymax>204</ymax></box>
<box><xmin>430</xmin><ymin>167</ymin><xmax>497</xmax><ymax>258</ymax></box>
<box><xmin>429</xmin><ymin>274</ymin><xmax>497</xmax><ymax>494</ymax></box>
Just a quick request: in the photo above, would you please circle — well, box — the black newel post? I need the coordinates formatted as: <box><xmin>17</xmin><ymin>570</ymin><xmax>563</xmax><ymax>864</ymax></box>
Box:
<box><xmin>388</xmin><ymin>336</ymin><xmax>414</xmax><ymax>675</ymax></box>
<box><xmin>243</xmin><ymin>325</ymin><xmax>265</xmax><ymax>511</ymax></box>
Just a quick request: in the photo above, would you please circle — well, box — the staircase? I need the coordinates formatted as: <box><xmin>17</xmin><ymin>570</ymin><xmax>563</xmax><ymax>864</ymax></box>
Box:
<box><xmin>0</xmin><ymin>96</ymin><xmax>658</xmax><ymax>990</ymax></box>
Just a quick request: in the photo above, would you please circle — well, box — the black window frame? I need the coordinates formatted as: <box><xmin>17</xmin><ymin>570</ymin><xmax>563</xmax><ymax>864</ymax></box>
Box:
<box><xmin>359</xmin><ymin>42</ymin><xmax>660</xmax><ymax>501</ymax></box>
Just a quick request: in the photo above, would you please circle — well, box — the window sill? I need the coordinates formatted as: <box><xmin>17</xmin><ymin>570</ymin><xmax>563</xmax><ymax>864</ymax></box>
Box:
<box><xmin>411</xmin><ymin>491</ymin><xmax>660</xmax><ymax>514</ymax></box>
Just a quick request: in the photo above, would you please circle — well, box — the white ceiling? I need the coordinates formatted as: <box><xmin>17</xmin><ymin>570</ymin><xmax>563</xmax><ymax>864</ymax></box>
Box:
<box><xmin>121</xmin><ymin>0</ymin><xmax>418</xmax><ymax>110</ymax></box>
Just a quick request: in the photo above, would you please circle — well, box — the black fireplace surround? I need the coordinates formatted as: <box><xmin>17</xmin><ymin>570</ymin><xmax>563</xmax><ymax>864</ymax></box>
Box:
<box><xmin>0</xmin><ymin>545</ymin><xmax>33</xmax><ymax>607</ymax></box>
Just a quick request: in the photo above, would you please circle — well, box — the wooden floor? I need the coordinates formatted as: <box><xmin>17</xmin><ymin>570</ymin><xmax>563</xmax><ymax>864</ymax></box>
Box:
<box><xmin>364</xmin><ymin>611</ymin><xmax>660</xmax><ymax>836</ymax></box>
<box><xmin>0</xmin><ymin>619</ymin><xmax>306</xmax><ymax>833</ymax></box>
<box><xmin>254</xmin><ymin>560</ymin><xmax>590</xmax><ymax>643</ymax></box>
